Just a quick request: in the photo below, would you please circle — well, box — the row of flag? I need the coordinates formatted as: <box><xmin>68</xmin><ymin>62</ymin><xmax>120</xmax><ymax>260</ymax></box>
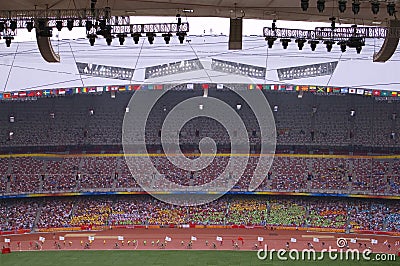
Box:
<box><xmin>248</xmin><ymin>84</ymin><xmax>400</xmax><ymax>97</ymax></box>
<box><xmin>0</xmin><ymin>83</ymin><xmax>399</xmax><ymax>100</ymax></box>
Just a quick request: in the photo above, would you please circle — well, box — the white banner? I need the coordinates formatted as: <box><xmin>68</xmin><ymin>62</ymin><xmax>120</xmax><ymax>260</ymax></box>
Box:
<box><xmin>350</xmin><ymin>239</ymin><xmax>357</xmax><ymax>243</ymax></box>
<box><xmin>165</xmin><ymin>236</ymin><xmax>172</xmax><ymax>242</ymax></box>
<box><xmin>117</xmin><ymin>236</ymin><xmax>124</xmax><ymax>241</ymax></box>
<box><xmin>257</xmin><ymin>237</ymin><xmax>264</xmax><ymax>242</ymax></box>
<box><xmin>59</xmin><ymin>236</ymin><xmax>65</xmax><ymax>241</ymax></box>
<box><xmin>216</xmin><ymin>236</ymin><xmax>223</xmax><ymax>242</ymax></box>
<box><xmin>290</xmin><ymin>238</ymin><xmax>297</xmax><ymax>243</ymax></box>
<box><xmin>371</xmin><ymin>239</ymin><xmax>378</xmax><ymax>244</ymax></box>
<box><xmin>39</xmin><ymin>236</ymin><xmax>45</xmax><ymax>242</ymax></box>
<box><xmin>191</xmin><ymin>236</ymin><xmax>197</xmax><ymax>241</ymax></box>
<box><xmin>217</xmin><ymin>84</ymin><xmax>224</xmax><ymax>89</ymax></box>
<box><xmin>313</xmin><ymin>237</ymin><xmax>319</xmax><ymax>243</ymax></box>
<box><xmin>4</xmin><ymin>238</ymin><xmax>10</xmax><ymax>243</ymax></box>
<box><xmin>88</xmin><ymin>236</ymin><xmax>95</xmax><ymax>241</ymax></box>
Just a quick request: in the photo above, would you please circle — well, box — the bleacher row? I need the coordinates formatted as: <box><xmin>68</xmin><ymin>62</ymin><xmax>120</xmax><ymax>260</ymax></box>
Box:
<box><xmin>0</xmin><ymin>90</ymin><xmax>399</xmax><ymax>148</ymax></box>
<box><xmin>0</xmin><ymin>155</ymin><xmax>399</xmax><ymax>195</ymax></box>
<box><xmin>0</xmin><ymin>196</ymin><xmax>398</xmax><ymax>232</ymax></box>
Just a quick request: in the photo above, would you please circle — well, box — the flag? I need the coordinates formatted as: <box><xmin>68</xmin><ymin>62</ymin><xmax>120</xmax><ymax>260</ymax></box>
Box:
<box><xmin>110</xmin><ymin>86</ymin><xmax>119</xmax><ymax>91</ymax></box>
<box><xmin>118</xmin><ymin>86</ymin><xmax>126</xmax><ymax>92</ymax></box>
<box><xmin>3</xmin><ymin>93</ymin><xmax>11</xmax><ymax>99</ymax></box>
<box><xmin>154</xmin><ymin>84</ymin><xmax>163</xmax><ymax>90</ymax></box>
<box><xmin>96</xmin><ymin>86</ymin><xmax>103</xmax><ymax>92</ymax></box>
<box><xmin>372</xmin><ymin>90</ymin><xmax>381</xmax><ymax>96</ymax></box>
<box><xmin>381</xmin><ymin>90</ymin><xmax>390</xmax><ymax>97</ymax></box>
<box><xmin>0</xmin><ymin>93</ymin><xmax>3</xmax><ymax>99</ymax></box>
<box><xmin>256</xmin><ymin>84</ymin><xmax>263</xmax><ymax>90</ymax></box>
<box><xmin>271</xmin><ymin>85</ymin><xmax>279</xmax><ymax>91</ymax></box>
<box><xmin>217</xmin><ymin>83</ymin><xmax>224</xmax><ymax>89</ymax></box>
<box><xmin>295</xmin><ymin>85</ymin><xmax>300</xmax><ymax>91</ymax></box>
<box><xmin>248</xmin><ymin>84</ymin><xmax>255</xmax><ymax>90</ymax></box>
<box><xmin>58</xmin><ymin>89</ymin><xmax>66</xmax><ymax>95</ymax></box>
<box><xmin>59</xmin><ymin>236</ymin><xmax>65</xmax><ymax>241</ymax></box>
<box><xmin>65</xmin><ymin>88</ymin><xmax>73</xmax><ymax>95</ymax></box>
<box><xmin>341</xmin><ymin>88</ymin><xmax>349</xmax><ymax>94</ymax></box>
<box><xmin>202</xmin><ymin>84</ymin><xmax>209</xmax><ymax>90</ymax></box>
<box><xmin>333</xmin><ymin>87</ymin><xmax>341</xmax><ymax>93</ymax></box>
<box><xmin>257</xmin><ymin>237</ymin><xmax>264</xmax><ymax>242</ymax></box>
<box><xmin>301</xmin><ymin>85</ymin><xmax>309</xmax><ymax>91</ymax></box>
<box><xmin>117</xmin><ymin>236</ymin><xmax>124</xmax><ymax>241</ymax></box>
<box><xmin>27</xmin><ymin>90</ymin><xmax>36</xmax><ymax>97</ymax></box>
<box><xmin>286</xmin><ymin>85</ymin><xmax>294</xmax><ymax>91</ymax></box>
<box><xmin>88</xmin><ymin>87</ymin><xmax>96</xmax><ymax>93</ymax></box>
<box><xmin>133</xmin><ymin>85</ymin><xmax>141</xmax><ymax>91</ymax></box>
<box><xmin>35</xmin><ymin>90</ymin><xmax>43</xmax><ymax>97</ymax></box>
<box><xmin>82</xmin><ymin>87</ymin><xmax>88</xmax><ymax>93</ymax></box>
<box><xmin>308</xmin><ymin>86</ymin><xmax>316</xmax><ymax>92</ymax></box>
<box><xmin>187</xmin><ymin>84</ymin><xmax>194</xmax><ymax>90</ymax></box>
<box><xmin>326</xmin><ymin>87</ymin><xmax>332</xmax><ymax>93</ymax></box>
<box><xmin>290</xmin><ymin>238</ymin><xmax>297</xmax><ymax>243</ymax></box>
<box><xmin>313</xmin><ymin>237</ymin><xmax>319</xmax><ymax>243</ymax></box>
<box><xmin>74</xmin><ymin>88</ymin><xmax>81</xmax><ymax>94</ymax></box>
<box><xmin>317</xmin><ymin>87</ymin><xmax>325</xmax><ymax>93</ymax></box>
<box><xmin>391</xmin><ymin>91</ymin><xmax>398</xmax><ymax>97</ymax></box>
<box><xmin>263</xmin><ymin>84</ymin><xmax>271</xmax><ymax>90</ymax></box>
<box><xmin>165</xmin><ymin>236</ymin><xmax>172</xmax><ymax>242</ymax></box>
<box><xmin>191</xmin><ymin>236</ymin><xmax>197</xmax><ymax>241</ymax></box>
<box><xmin>356</xmin><ymin>88</ymin><xmax>364</xmax><ymax>95</ymax></box>
<box><xmin>104</xmin><ymin>86</ymin><xmax>111</xmax><ymax>92</ymax></box>
<box><xmin>12</xmin><ymin>92</ymin><xmax>19</xmax><ymax>98</ymax></box>
<box><xmin>216</xmin><ymin>236</ymin><xmax>223</xmax><ymax>241</ymax></box>
<box><xmin>364</xmin><ymin>90</ymin><xmax>372</xmax><ymax>96</ymax></box>
<box><xmin>350</xmin><ymin>239</ymin><xmax>356</xmax><ymax>243</ymax></box>
<box><xmin>349</xmin><ymin>88</ymin><xmax>356</xmax><ymax>94</ymax></box>
<box><xmin>18</xmin><ymin>91</ymin><xmax>27</xmax><ymax>97</ymax></box>
<box><xmin>279</xmin><ymin>85</ymin><xmax>286</xmax><ymax>91</ymax></box>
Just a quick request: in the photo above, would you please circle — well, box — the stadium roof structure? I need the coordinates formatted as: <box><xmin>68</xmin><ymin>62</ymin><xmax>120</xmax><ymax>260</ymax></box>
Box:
<box><xmin>0</xmin><ymin>0</ymin><xmax>397</xmax><ymax>26</ymax></box>
<box><xmin>0</xmin><ymin>35</ymin><xmax>399</xmax><ymax>92</ymax></box>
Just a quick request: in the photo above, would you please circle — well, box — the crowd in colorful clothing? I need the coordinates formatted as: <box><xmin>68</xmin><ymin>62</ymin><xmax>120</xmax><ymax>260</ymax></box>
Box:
<box><xmin>1</xmin><ymin>196</ymin><xmax>398</xmax><ymax>232</ymax></box>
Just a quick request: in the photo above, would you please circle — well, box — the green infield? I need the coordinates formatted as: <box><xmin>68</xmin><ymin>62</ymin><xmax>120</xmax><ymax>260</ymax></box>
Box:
<box><xmin>0</xmin><ymin>250</ymin><xmax>398</xmax><ymax>266</ymax></box>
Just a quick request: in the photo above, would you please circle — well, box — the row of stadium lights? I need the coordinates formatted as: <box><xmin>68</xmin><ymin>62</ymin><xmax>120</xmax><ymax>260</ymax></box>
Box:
<box><xmin>87</xmin><ymin>32</ymin><xmax>187</xmax><ymax>46</ymax></box>
<box><xmin>301</xmin><ymin>0</ymin><xmax>396</xmax><ymax>16</ymax></box>
<box><xmin>266</xmin><ymin>19</ymin><xmax>364</xmax><ymax>53</ymax></box>
<box><xmin>268</xmin><ymin>37</ymin><xmax>362</xmax><ymax>53</ymax></box>
<box><xmin>0</xmin><ymin>18</ymin><xmax>187</xmax><ymax>47</ymax></box>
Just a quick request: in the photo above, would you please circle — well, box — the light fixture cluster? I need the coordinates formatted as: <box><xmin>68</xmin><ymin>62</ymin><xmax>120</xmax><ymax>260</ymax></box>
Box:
<box><xmin>144</xmin><ymin>59</ymin><xmax>203</xmax><ymax>79</ymax></box>
<box><xmin>264</xmin><ymin>23</ymin><xmax>377</xmax><ymax>54</ymax></box>
<box><xmin>0</xmin><ymin>8</ymin><xmax>189</xmax><ymax>47</ymax></box>
<box><xmin>267</xmin><ymin>36</ymin><xmax>365</xmax><ymax>53</ymax></box>
<box><xmin>211</xmin><ymin>59</ymin><xmax>266</xmax><ymax>79</ymax></box>
<box><xmin>299</xmin><ymin>0</ymin><xmax>396</xmax><ymax>16</ymax></box>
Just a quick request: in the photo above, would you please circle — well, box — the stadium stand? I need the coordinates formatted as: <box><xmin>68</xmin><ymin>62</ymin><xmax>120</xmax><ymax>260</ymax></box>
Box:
<box><xmin>0</xmin><ymin>89</ymin><xmax>399</xmax><ymax>235</ymax></box>
<box><xmin>1</xmin><ymin>195</ymin><xmax>397</xmax><ymax>232</ymax></box>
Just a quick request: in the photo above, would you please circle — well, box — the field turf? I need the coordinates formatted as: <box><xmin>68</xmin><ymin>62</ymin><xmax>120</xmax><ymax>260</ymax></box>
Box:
<box><xmin>1</xmin><ymin>250</ymin><xmax>398</xmax><ymax>266</ymax></box>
